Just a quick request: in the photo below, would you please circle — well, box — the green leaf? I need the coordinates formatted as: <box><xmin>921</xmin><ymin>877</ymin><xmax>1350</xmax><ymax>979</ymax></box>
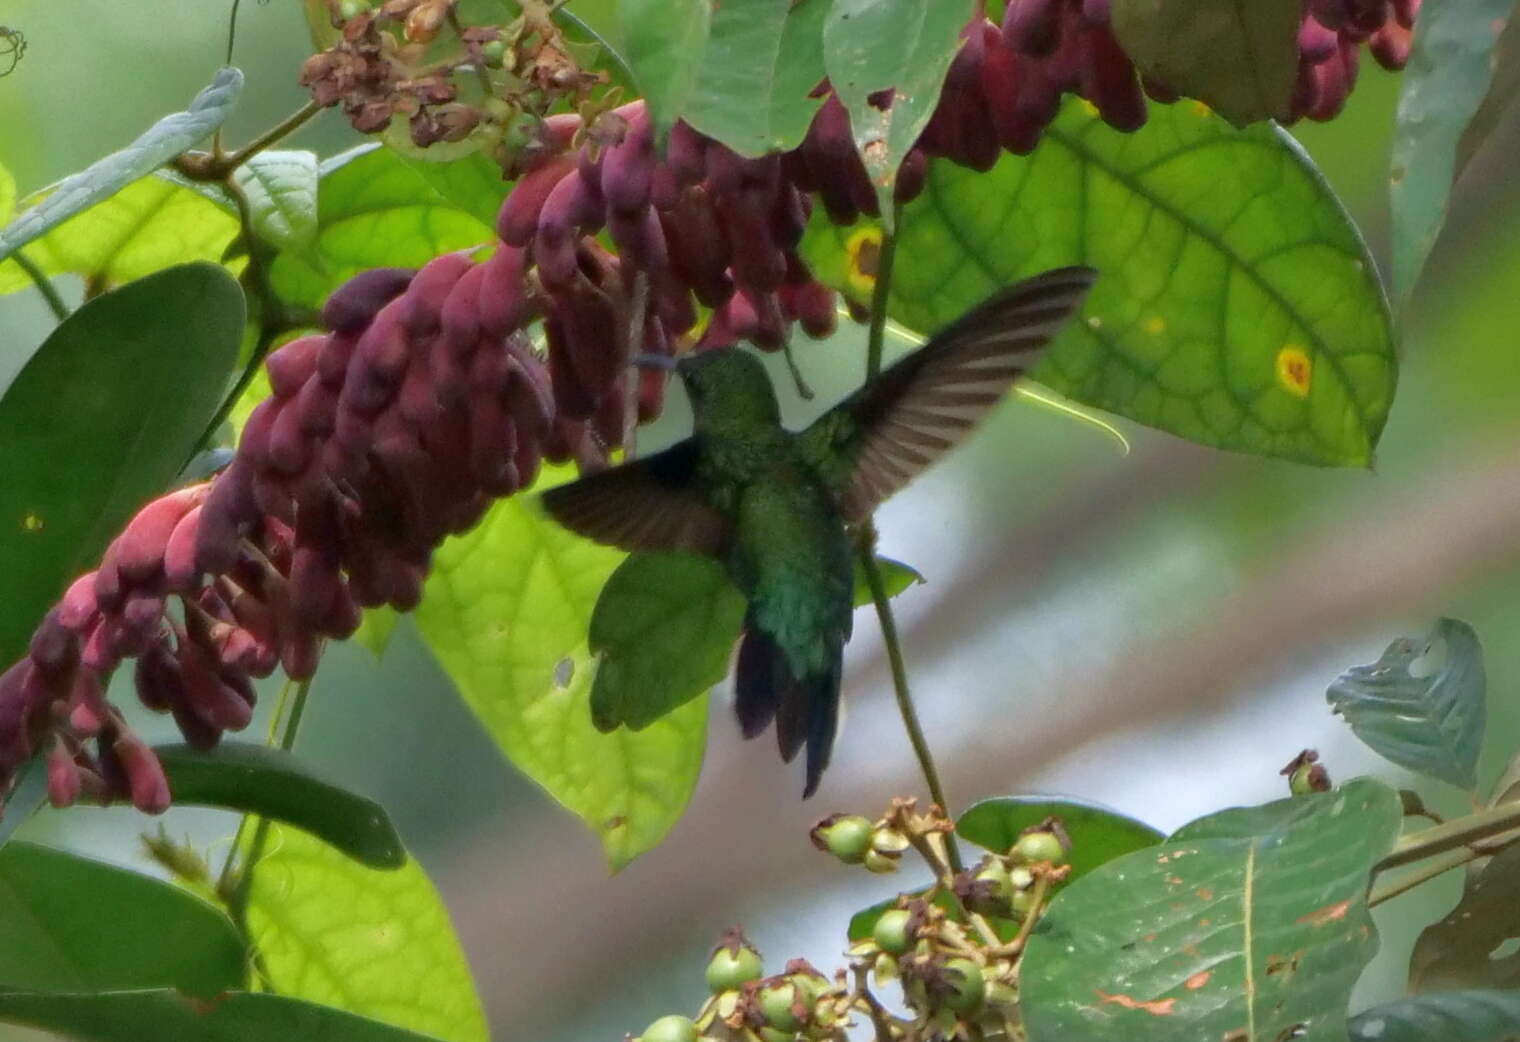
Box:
<box><xmin>800</xmin><ymin>99</ymin><xmax>1397</xmax><ymax>466</ymax></box>
<box><xmin>1022</xmin><ymin>778</ymin><xmax>1402</xmax><ymax>1042</ymax></box>
<box><xmin>680</xmin><ymin>0</ymin><xmax>830</xmax><ymax>157</ymax></box>
<box><xmin>413</xmin><ymin>466</ymin><xmax>707</xmax><ymax>869</ymax></box>
<box><xmin>0</xmin><ymin>761</ymin><xmax>45</xmax><ymax>851</ymax></box>
<box><xmin>618</xmin><ymin>0</ymin><xmax>712</xmax><ymax>139</ymax></box>
<box><xmin>822</xmin><ymin>0</ymin><xmax>974</xmax><ymax>226</ymax></box>
<box><xmin>397</xmin><ymin>151</ymin><xmax>514</xmax><ymax>230</ymax></box>
<box><xmin>1350</xmin><ymin>990</ymin><xmax>1520</xmax><ymax>1042</ymax></box>
<box><xmin>232</xmin><ymin>150</ymin><xmax>320</xmax><ymax>253</ymax></box>
<box><xmin>352</xmin><ymin>605</ymin><xmax>403</xmax><ymax>659</ymax></box>
<box><xmin>589</xmin><ymin>552</ymin><xmax>746</xmax><ymax>731</ymax></box>
<box><xmin>1390</xmin><ymin>0</ymin><xmax>1516</xmax><ymax>306</ymax></box>
<box><xmin>1326</xmin><ymin>618</ymin><xmax>1485</xmax><ymax>790</ymax></box>
<box><xmin>1455</xmin><ymin>15</ymin><xmax>1520</xmax><ymax>178</ymax></box>
<box><xmin>0</xmin><ymin>67</ymin><xmax>242</xmax><ymax>262</ymax></box>
<box><xmin>0</xmin><ymin>174</ymin><xmax>240</xmax><ymax>295</ymax></box>
<box><xmin>0</xmin><ymin>841</ymin><xmax>245</xmax><ymax>996</ymax></box>
<box><xmin>244</xmin><ymin>825</ymin><xmax>486</xmax><ymax>1042</ymax></box>
<box><xmin>957</xmin><ymin>795</ymin><xmax>1163</xmax><ymax>882</ymax></box>
<box><xmin>269</xmin><ymin>145</ymin><xmax>495</xmax><ymax>311</ymax></box>
<box><xmin>1410</xmin><ymin>842</ymin><xmax>1520</xmax><ymax>991</ymax></box>
<box><xmin>155</xmin><ymin>743</ymin><xmax>405</xmax><ymax>869</ymax></box>
<box><xmin>0</xmin><ymin>988</ymin><xmax>455</xmax><ymax>1042</ymax></box>
<box><xmin>851</xmin><ymin>554</ymin><xmax>923</xmax><ymax>607</ymax></box>
<box><xmin>1109</xmin><ymin>0</ymin><xmax>1300</xmax><ymax>127</ymax></box>
<box><xmin>0</xmin><ymin>262</ymin><xmax>244</xmax><ymax>665</ymax></box>
<box><xmin>0</xmin><ymin>161</ymin><xmax>14</xmax><ymax>223</ymax></box>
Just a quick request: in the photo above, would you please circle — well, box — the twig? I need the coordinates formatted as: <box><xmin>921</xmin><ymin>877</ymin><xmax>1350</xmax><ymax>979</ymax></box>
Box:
<box><xmin>12</xmin><ymin>249</ymin><xmax>68</xmax><ymax>321</ymax></box>
<box><xmin>1379</xmin><ymin>800</ymin><xmax>1520</xmax><ymax>871</ymax></box>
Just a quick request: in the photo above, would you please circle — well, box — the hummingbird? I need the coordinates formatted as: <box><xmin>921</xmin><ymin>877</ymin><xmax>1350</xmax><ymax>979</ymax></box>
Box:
<box><xmin>542</xmin><ymin>266</ymin><xmax>1096</xmax><ymax>796</ymax></box>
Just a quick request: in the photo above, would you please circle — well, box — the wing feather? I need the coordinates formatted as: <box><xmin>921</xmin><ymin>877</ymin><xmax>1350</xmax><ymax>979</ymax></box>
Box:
<box><xmin>801</xmin><ymin>266</ymin><xmax>1097</xmax><ymax>523</ymax></box>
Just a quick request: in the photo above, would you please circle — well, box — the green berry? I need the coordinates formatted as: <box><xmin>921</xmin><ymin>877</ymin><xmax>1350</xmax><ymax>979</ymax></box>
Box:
<box><xmin>941</xmin><ymin>958</ymin><xmax>986</xmax><ymax>1014</ymax></box>
<box><xmin>706</xmin><ymin>945</ymin><xmax>763</xmax><ymax>993</ymax></box>
<box><xmin>1014</xmin><ymin>830</ymin><xmax>1067</xmax><ymax>865</ymax></box>
<box><xmin>974</xmin><ymin>858</ymin><xmax>1013</xmax><ymax>899</ymax></box>
<box><xmin>1011</xmin><ymin>887</ymin><xmax>1036</xmax><ymax>918</ymax></box>
<box><xmin>873</xmin><ymin>909</ymin><xmax>913</xmax><ymax>954</ymax></box>
<box><xmin>756</xmin><ymin>1029</ymin><xmax>793</xmax><ymax>1042</ymax></box>
<box><xmin>480</xmin><ymin>39</ymin><xmax>508</xmax><ymax>68</ymax></box>
<box><xmin>338</xmin><ymin>0</ymin><xmax>366</xmax><ymax>19</ymax></box>
<box><xmin>640</xmin><ymin>1015</ymin><xmax>699</xmax><ymax>1042</ymax></box>
<box><xmin>758</xmin><ymin>982</ymin><xmax>804</xmax><ymax>1032</ymax></box>
<box><xmin>811</xmin><ymin>815</ymin><xmax>874</xmax><ymax>864</ymax></box>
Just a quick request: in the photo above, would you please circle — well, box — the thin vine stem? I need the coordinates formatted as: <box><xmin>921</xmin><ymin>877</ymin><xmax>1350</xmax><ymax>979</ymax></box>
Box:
<box><xmin>12</xmin><ymin>249</ymin><xmax>69</xmax><ymax>321</ymax></box>
<box><xmin>856</xmin><ymin>215</ymin><xmax>963</xmax><ymax>873</ymax></box>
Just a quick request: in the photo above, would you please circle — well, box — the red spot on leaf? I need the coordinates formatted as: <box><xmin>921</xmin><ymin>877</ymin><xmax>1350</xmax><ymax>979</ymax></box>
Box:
<box><xmin>1095</xmin><ymin>990</ymin><xmax>1177</xmax><ymax>1015</ymax></box>
<box><xmin>1196</xmin><ymin>887</ymin><xmax>1214</xmax><ymax>901</ymax></box>
<box><xmin>1297</xmin><ymin>899</ymin><xmax>1352</xmax><ymax>926</ymax></box>
<box><xmin>1185</xmin><ymin>971</ymin><xmax>1210</xmax><ymax>990</ymax></box>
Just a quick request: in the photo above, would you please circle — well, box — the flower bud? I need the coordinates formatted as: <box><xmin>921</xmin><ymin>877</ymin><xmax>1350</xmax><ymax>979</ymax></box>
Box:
<box><xmin>1014</xmin><ymin>829</ymin><xmax>1068</xmax><ymax>866</ymax></box>
<box><xmin>810</xmin><ymin>813</ymin><xmax>874</xmax><ymax>864</ymax></box>
<box><xmin>872</xmin><ymin>909</ymin><xmax>914</xmax><ymax>954</ymax></box>
<box><xmin>705</xmin><ymin>930</ymin><xmax>763</xmax><ymax>993</ymax></box>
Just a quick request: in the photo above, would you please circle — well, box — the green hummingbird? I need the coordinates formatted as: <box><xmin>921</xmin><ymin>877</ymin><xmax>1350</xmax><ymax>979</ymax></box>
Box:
<box><xmin>542</xmin><ymin>266</ymin><xmax>1096</xmax><ymax>796</ymax></box>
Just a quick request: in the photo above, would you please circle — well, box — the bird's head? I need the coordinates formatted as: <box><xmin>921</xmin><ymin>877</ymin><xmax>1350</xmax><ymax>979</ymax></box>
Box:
<box><xmin>636</xmin><ymin>347</ymin><xmax>780</xmax><ymax>435</ymax></box>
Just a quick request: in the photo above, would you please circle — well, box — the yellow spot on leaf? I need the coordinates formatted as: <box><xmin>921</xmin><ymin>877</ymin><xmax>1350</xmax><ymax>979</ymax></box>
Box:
<box><xmin>1086</xmin><ymin>314</ymin><xmax>1103</xmax><ymax>330</ymax></box>
<box><xmin>1143</xmin><ymin>315</ymin><xmax>1166</xmax><ymax>335</ymax></box>
<box><xmin>21</xmin><ymin>512</ymin><xmax>43</xmax><ymax>533</ymax></box>
<box><xmin>1191</xmin><ymin>100</ymin><xmax>1212</xmax><ymax>118</ymax></box>
<box><xmin>845</xmin><ymin>227</ymin><xmax>882</xmax><ymax>295</ymax></box>
<box><xmin>1079</xmin><ymin>98</ymin><xmax>1099</xmax><ymax>118</ymax></box>
<box><xmin>1276</xmin><ymin>345</ymin><xmax>1312</xmax><ymax>398</ymax></box>
<box><xmin>1095</xmin><ymin>990</ymin><xmax>1177</xmax><ymax>1015</ymax></box>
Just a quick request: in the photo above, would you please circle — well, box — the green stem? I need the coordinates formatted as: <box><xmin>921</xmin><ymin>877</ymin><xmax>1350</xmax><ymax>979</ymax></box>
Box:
<box><xmin>1369</xmin><ymin>846</ymin><xmax>1475</xmax><ymax>907</ymax></box>
<box><xmin>218</xmin><ymin>101</ymin><xmax>322</xmax><ymax>173</ymax></box>
<box><xmin>1379</xmin><ymin>800</ymin><xmax>1520</xmax><ymax>871</ymax></box>
<box><xmin>863</xmin><ymin>222</ymin><xmax>898</xmax><ymax>382</ymax></box>
<box><xmin>859</xmin><ymin>543</ymin><xmax>963</xmax><ymax>874</ymax></box>
<box><xmin>12</xmin><ymin>249</ymin><xmax>69</xmax><ymax>321</ymax></box>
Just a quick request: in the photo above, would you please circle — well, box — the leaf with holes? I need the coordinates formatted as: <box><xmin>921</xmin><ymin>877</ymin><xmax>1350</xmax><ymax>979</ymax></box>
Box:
<box><xmin>269</xmin><ymin>145</ymin><xmax>495</xmax><ymax>310</ymax></box>
<box><xmin>0</xmin><ymin>263</ymin><xmax>244</xmax><ymax>666</ymax></box>
<box><xmin>1326</xmin><ymin>618</ymin><xmax>1485</xmax><ymax>790</ymax></box>
<box><xmin>1351</xmin><ymin>989</ymin><xmax>1520</xmax><ymax>1041</ymax></box>
<box><xmin>957</xmin><ymin>794</ymin><xmax>1163</xmax><ymax>881</ymax></box>
<box><xmin>0</xmin><ymin>68</ymin><xmax>242</xmax><ymax>262</ymax></box>
<box><xmin>1390</xmin><ymin>0</ymin><xmax>1516</xmax><ymax>306</ymax></box>
<box><xmin>0</xmin><ymin>988</ymin><xmax>457</xmax><ymax>1042</ymax></box>
<box><xmin>0</xmin><ymin>174</ymin><xmax>240</xmax><ymax>296</ymax></box>
<box><xmin>1410</xmin><ymin>842</ymin><xmax>1520</xmax><ymax>991</ymax></box>
<box><xmin>156</xmin><ymin>743</ymin><xmax>404</xmax><ymax>869</ymax></box>
<box><xmin>1021</xmin><ymin>778</ymin><xmax>1402</xmax><ymax>1042</ymax></box>
<box><xmin>618</xmin><ymin>0</ymin><xmax>712</xmax><ymax>139</ymax></box>
<box><xmin>0</xmin><ymin>842</ymin><xmax>245</xmax><ymax>996</ymax></box>
<box><xmin>233</xmin><ymin>150</ymin><xmax>320</xmax><ymax>253</ymax></box>
<box><xmin>243</xmin><ymin>824</ymin><xmax>486</xmax><ymax>1041</ymax></box>
<box><xmin>413</xmin><ymin>465</ymin><xmax>707</xmax><ymax>870</ymax></box>
<box><xmin>1110</xmin><ymin>0</ymin><xmax>1301</xmax><ymax>127</ymax></box>
<box><xmin>681</xmin><ymin>0</ymin><xmax>830</xmax><ymax>157</ymax></box>
<box><xmin>800</xmin><ymin>98</ymin><xmax>1396</xmax><ymax>466</ymax></box>
<box><xmin>822</xmin><ymin>0</ymin><xmax>974</xmax><ymax>225</ymax></box>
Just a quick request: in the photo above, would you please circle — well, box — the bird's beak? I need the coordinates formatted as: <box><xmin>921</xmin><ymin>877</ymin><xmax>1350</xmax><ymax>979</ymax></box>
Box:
<box><xmin>631</xmin><ymin>353</ymin><xmax>677</xmax><ymax>372</ymax></box>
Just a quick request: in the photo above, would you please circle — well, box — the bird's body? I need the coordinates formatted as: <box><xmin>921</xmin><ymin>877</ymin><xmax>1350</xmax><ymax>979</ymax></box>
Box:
<box><xmin>543</xmin><ymin>266</ymin><xmax>1097</xmax><ymax>796</ymax></box>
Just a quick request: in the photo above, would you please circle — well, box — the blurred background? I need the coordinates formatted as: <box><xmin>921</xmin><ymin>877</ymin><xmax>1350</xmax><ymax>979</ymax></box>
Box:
<box><xmin>2</xmin><ymin>2</ymin><xmax>1519</xmax><ymax>1039</ymax></box>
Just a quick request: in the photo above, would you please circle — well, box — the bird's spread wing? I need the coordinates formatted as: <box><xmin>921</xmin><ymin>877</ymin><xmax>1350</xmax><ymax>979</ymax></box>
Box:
<box><xmin>799</xmin><ymin>266</ymin><xmax>1097</xmax><ymax>524</ymax></box>
<box><xmin>539</xmin><ymin>440</ymin><xmax>731</xmax><ymax>556</ymax></box>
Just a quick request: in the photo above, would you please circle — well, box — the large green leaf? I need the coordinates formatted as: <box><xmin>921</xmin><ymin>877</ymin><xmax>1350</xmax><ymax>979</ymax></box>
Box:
<box><xmin>0</xmin><ymin>988</ymin><xmax>454</xmax><ymax>1042</ymax></box>
<box><xmin>957</xmin><ymin>795</ymin><xmax>1163</xmax><ymax>883</ymax></box>
<box><xmin>397</xmin><ymin>151</ymin><xmax>515</xmax><ymax>230</ymax></box>
<box><xmin>0</xmin><ymin>262</ymin><xmax>244</xmax><ymax>665</ymax></box>
<box><xmin>1350</xmin><ymin>990</ymin><xmax>1520</xmax><ymax>1041</ymax></box>
<box><xmin>589</xmin><ymin>552</ymin><xmax>746</xmax><ymax>732</ymax></box>
<box><xmin>680</xmin><ymin>0</ymin><xmax>830</xmax><ymax>157</ymax></box>
<box><xmin>0</xmin><ymin>67</ymin><xmax>242</xmax><ymax>262</ymax></box>
<box><xmin>233</xmin><ymin>150</ymin><xmax>320</xmax><ymax>253</ymax></box>
<box><xmin>1021</xmin><ymin>778</ymin><xmax>1403</xmax><ymax>1042</ymax></box>
<box><xmin>156</xmin><ymin>743</ymin><xmax>405</xmax><ymax>869</ymax></box>
<box><xmin>1110</xmin><ymin>0</ymin><xmax>1300</xmax><ymax>127</ymax></box>
<box><xmin>269</xmin><ymin>145</ymin><xmax>495</xmax><ymax>311</ymax></box>
<box><xmin>413</xmin><ymin>466</ymin><xmax>707</xmax><ymax>870</ymax></box>
<box><xmin>244</xmin><ymin>825</ymin><xmax>486</xmax><ymax>1042</ymax></box>
<box><xmin>822</xmin><ymin>0</ymin><xmax>974</xmax><ymax>225</ymax></box>
<box><xmin>618</xmin><ymin>0</ymin><xmax>712</xmax><ymax>139</ymax></box>
<box><xmin>1326</xmin><ymin>618</ymin><xmax>1486</xmax><ymax>790</ymax></box>
<box><xmin>1390</xmin><ymin>0</ymin><xmax>1517</xmax><ymax>306</ymax></box>
<box><xmin>1410</xmin><ymin>842</ymin><xmax>1520</xmax><ymax>991</ymax></box>
<box><xmin>0</xmin><ymin>841</ymin><xmax>245</xmax><ymax>996</ymax></box>
<box><xmin>1455</xmin><ymin>15</ymin><xmax>1520</xmax><ymax>178</ymax></box>
<box><xmin>801</xmin><ymin>99</ymin><xmax>1397</xmax><ymax>466</ymax></box>
<box><xmin>0</xmin><ymin>174</ymin><xmax>240</xmax><ymax>296</ymax></box>
<box><xmin>0</xmin><ymin>162</ymin><xmax>14</xmax><ymax>223</ymax></box>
